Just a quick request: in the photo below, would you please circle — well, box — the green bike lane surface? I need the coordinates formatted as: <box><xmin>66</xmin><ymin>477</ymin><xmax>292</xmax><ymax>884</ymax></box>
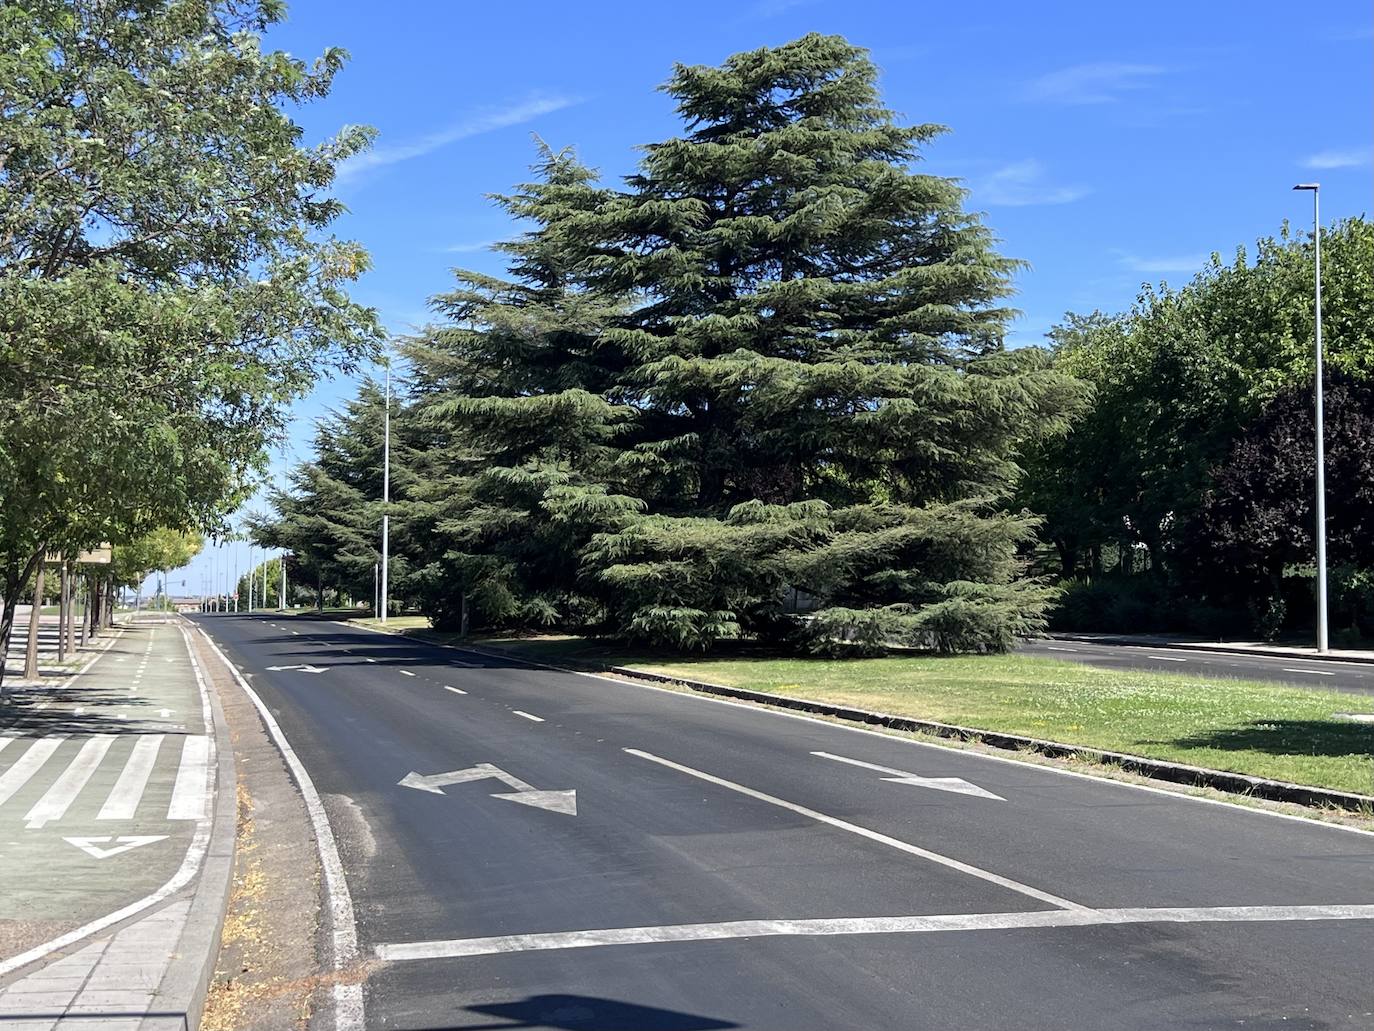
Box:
<box><xmin>196</xmin><ymin>613</ymin><xmax>1374</xmax><ymax>1031</ymax></box>
<box><xmin>0</xmin><ymin>619</ymin><xmax>212</xmax><ymax>965</ymax></box>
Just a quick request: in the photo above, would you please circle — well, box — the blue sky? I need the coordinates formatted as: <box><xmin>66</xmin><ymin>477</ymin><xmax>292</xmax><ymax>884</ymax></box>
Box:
<box><xmin>174</xmin><ymin>0</ymin><xmax>1372</xmax><ymax>597</ymax></box>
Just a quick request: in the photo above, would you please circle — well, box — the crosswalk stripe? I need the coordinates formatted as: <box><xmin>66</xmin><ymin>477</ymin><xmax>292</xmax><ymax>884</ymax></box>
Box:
<box><xmin>25</xmin><ymin>736</ymin><xmax>114</xmax><ymax>828</ymax></box>
<box><xmin>166</xmin><ymin>736</ymin><xmax>209</xmax><ymax>820</ymax></box>
<box><xmin>98</xmin><ymin>735</ymin><xmax>164</xmax><ymax>821</ymax></box>
<box><xmin>0</xmin><ymin>737</ymin><xmax>67</xmax><ymax>808</ymax></box>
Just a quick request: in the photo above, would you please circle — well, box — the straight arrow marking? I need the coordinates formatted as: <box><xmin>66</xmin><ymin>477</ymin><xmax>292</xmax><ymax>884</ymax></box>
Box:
<box><xmin>811</xmin><ymin>751</ymin><xmax>1004</xmax><ymax>800</ymax></box>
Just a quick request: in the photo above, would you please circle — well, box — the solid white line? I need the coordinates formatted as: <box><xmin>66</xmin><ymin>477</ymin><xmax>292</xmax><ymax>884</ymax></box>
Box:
<box><xmin>813</xmin><ymin>750</ymin><xmax>919</xmax><ymax>779</ymax></box>
<box><xmin>399</xmin><ymin>670</ymin><xmax>416</xmax><ymax>677</ymax></box>
<box><xmin>376</xmin><ymin>902</ymin><xmax>1374</xmax><ymax>961</ymax></box>
<box><xmin>334</xmin><ymin>621</ymin><xmax>1374</xmax><ymax>839</ymax></box>
<box><xmin>443</xmin><ymin>686</ymin><xmax>467</xmax><ymax>695</ymax></box>
<box><xmin>1283</xmin><ymin>668</ymin><xmax>1335</xmax><ymax>676</ymax></box>
<box><xmin>1044</xmin><ymin>646</ymin><xmax>1078</xmax><ymax>652</ymax></box>
<box><xmin>25</xmin><ymin>736</ymin><xmax>114</xmax><ymax>828</ymax></box>
<box><xmin>196</xmin><ymin>627</ymin><xmax>362</xmax><ymax>1031</ymax></box>
<box><xmin>1146</xmin><ymin>655</ymin><xmax>1188</xmax><ymax>662</ymax></box>
<box><xmin>625</xmin><ymin>748</ymin><xmax>1084</xmax><ymax>910</ymax></box>
<box><xmin>166</xmin><ymin>736</ymin><xmax>210</xmax><ymax>820</ymax></box>
<box><xmin>512</xmin><ymin>710</ymin><xmax>544</xmax><ymax>722</ymax></box>
<box><xmin>0</xmin><ymin>738</ymin><xmax>67</xmax><ymax>807</ymax></box>
<box><xmin>98</xmin><ymin>735</ymin><xmax>163</xmax><ymax>820</ymax></box>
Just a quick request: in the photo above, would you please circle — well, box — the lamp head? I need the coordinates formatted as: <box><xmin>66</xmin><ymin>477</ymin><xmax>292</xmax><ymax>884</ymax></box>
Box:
<box><xmin>1293</xmin><ymin>183</ymin><xmax>1320</xmax><ymax>191</ymax></box>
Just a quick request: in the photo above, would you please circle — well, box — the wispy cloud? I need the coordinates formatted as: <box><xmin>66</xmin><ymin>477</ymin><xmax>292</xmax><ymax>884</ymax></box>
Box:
<box><xmin>440</xmin><ymin>240</ymin><xmax>497</xmax><ymax>254</ymax></box>
<box><xmin>972</xmin><ymin>160</ymin><xmax>1087</xmax><ymax>207</ymax></box>
<box><xmin>1024</xmin><ymin>62</ymin><xmax>1166</xmax><ymax>104</ymax></box>
<box><xmin>338</xmin><ymin>94</ymin><xmax>580</xmax><ymax>183</ymax></box>
<box><xmin>1116</xmin><ymin>250</ymin><xmax>1213</xmax><ymax>274</ymax></box>
<box><xmin>1301</xmin><ymin>147</ymin><xmax>1373</xmax><ymax>170</ymax></box>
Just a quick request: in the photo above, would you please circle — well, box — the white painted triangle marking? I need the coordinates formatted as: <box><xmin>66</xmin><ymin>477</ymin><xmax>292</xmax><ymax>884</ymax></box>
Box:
<box><xmin>63</xmin><ymin>835</ymin><xmax>168</xmax><ymax>859</ymax></box>
<box><xmin>812</xmin><ymin>751</ymin><xmax>1004</xmax><ymax>800</ymax></box>
<box><xmin>491</xmin><ymin>789</ymin><xmax>577</xmax><ymax>816</ymax></box>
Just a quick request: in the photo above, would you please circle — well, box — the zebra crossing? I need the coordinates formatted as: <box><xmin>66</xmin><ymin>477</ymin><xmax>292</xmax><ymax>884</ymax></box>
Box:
<box><xmin>0</xmin><ymin>732</ymin><xmax>209</xmax><ymax>831</ymax></box>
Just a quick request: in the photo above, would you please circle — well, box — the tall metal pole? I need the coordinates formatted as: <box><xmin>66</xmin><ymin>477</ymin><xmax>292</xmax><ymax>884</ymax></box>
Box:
<box><xmin>280</xmin><ymin>554</ymin><xmax>286</xmax><ymax>611</ymax></box>
<box><xmin>1295</xmin><ymin>183</ymin><xmax>1328</xmax><ymax>653</ymax></box>
<box><xmin>381</xmin><ymin>361</ymin><xmax>391</xmax><ymax>625</ymax></box>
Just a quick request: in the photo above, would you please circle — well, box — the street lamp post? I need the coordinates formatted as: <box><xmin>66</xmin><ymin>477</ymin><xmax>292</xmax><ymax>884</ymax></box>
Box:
<box><xmin>1293</xmin><ymin>182</ymin><xmax>1328</xmax><ymax>654</ymax></box>
<box><xmin>380</xmin><ymin>360</ymin><xmax>391</xmax><ymax>625</ymax></box>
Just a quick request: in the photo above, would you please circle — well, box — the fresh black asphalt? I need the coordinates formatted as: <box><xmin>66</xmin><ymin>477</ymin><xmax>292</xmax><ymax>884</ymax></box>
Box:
<box><xmin>1019</xmin><ymin>636</ymin><xmax>1374</xmax><ymax>696</ymax></box>
<box><xmin>193</xmin><ymin>614</ymin><xmax>1374</xmax><ymax>1031</ymax></box>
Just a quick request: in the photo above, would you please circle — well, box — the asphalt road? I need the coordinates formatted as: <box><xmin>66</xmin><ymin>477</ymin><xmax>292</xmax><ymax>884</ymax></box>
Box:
<box><xmin>193</xmin><ymin>613</ymin><xmax>1374</xmax><ymax>1031</ymax></box>
<box><xmin>1019</xmin><ymin>636</ymin><xmax>1374</xmax><ymax>695</ymax></box>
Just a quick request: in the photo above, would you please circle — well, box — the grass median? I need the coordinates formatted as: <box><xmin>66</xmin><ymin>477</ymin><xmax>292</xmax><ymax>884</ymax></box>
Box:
<box><xmin>334</xmin><ymin>615</ymin><xmax>1374</xmax><ymax>798</ymax></box>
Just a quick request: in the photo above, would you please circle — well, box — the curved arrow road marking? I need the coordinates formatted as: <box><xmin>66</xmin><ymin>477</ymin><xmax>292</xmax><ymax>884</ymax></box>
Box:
<box><xmin>399</xmin><ymin>762</ymin><xmax>576</xmax><ymax>815</ymax></box>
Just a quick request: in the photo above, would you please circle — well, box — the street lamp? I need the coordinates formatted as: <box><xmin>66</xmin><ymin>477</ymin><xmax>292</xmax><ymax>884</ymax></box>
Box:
<box><xmin>380</xmin><ymin>359</ymin><xmax>391</xmax><ymax>625</ymax></box>
<box><xmin>1293</xmin><ymin>182</ymin><xmax>1328</xmax><ymax>654</ymax></box>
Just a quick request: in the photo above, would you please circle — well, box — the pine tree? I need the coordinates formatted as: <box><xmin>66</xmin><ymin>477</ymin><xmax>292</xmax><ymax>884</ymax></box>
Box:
<box><xmin>411</xmin><ymin>35</ymin><xmax>1083</xmax><ymax>651</ymax></box>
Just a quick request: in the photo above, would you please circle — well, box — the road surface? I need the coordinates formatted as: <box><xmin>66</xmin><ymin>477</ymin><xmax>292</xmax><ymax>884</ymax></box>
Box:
<box><xmin>1020</xmin><ymin>636</ymin><xmax>1374</xmax><ymax>695</ymax></box>
<box><xmin>194</xmin><ymin>613</ymin><xmax>1374</xmax><ymax>1031</ymax></box>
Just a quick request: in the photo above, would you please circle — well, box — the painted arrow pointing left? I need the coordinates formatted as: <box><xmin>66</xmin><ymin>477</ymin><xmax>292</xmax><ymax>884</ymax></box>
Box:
<box><xmin>265</xmin><ymin>664</ymin><xmax>329</xmax><ymax>673</ymax></box>
<box><xmin>399</xmin><ymin>762</ymin><xmax>577</xmax><ymax>815</ymax></box>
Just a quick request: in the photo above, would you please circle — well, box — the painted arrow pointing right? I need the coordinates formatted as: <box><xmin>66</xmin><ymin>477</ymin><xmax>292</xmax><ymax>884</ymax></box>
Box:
<box><xmin>811</xmin><ymin>751</ymin><xmax>1004</xmax><ymax>800</ymax></box>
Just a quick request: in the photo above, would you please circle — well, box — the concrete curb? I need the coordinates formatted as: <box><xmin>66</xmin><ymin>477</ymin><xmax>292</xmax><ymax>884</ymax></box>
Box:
<box><xmin>305</xmin><ymin>616</ymin><xmax>1374</xmax><ymax>814</ymax></box>
<box><xmin>1046</xmin><ymin>633</ymin><xmax>1374</xmax><ymax>666</ymax></box>
<box><xmin>142</xmin><ymin>620</ymin><xmax>238</xmax><ymax>1031</ymax></box>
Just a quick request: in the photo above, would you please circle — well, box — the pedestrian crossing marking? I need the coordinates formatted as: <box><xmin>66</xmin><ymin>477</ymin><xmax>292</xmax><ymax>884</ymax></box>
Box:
<box><xmin>26</xmin><ymin>736</ymin><xmax>114</xmax><ymax>828</ymax></box>
<box><xmin>98</xmin><ymin>736</ymin><xmax>163</xmax><ymax>821</ymax></box>
<box><xmin>0</xmin><ymin>737</ymin><xmax>66</xmax><ymax>807</ymax></box>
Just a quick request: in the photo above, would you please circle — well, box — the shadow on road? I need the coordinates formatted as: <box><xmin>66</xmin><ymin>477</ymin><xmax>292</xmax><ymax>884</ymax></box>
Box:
<box><xmin>433</xmin><ymin>993</ymin><xmax>737</xmax><ymax>1030</ymax></box>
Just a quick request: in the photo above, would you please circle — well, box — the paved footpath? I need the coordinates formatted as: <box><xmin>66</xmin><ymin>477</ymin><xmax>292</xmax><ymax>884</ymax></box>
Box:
<box><xmin>0</xmin><ymin>617</ymin><xmax>227</xmax><ymax>1030</ymax></box>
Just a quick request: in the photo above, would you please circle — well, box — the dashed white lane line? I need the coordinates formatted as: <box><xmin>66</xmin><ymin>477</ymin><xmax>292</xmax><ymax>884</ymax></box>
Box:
<box><xmin>1044</xmin><ymin>646</ymin><xmax>1078</xmax><ymax>652</ymax></box>
<box><xmin>374</xmin><ymin>903</ymin><xmax>1374</xmax><ymax>962</ymax></box>
<box><xmin>399</xmin><ymin>670</ymin><xmax>417</xmax><ymax>677</ymax></box>
<box><xmin>625</xmin><ymin>748</ymin><xmax>1085</xmax><ymax>911</ymax></box>
<box><xmin>512</xmin><ymin>710</ymin><xmax>544</xmax><ymax>722</ymax></box>
<box><xmin>1146</xmin><ymin>655</ymin><xmax>1188</xmax><ymax>662</ymax></box>
<box><xmin>365</xmin><ymin>658</ymin><xmax>378</xmax><ymax>663</ymax></box>
<box><xmin>443</xmin><ymin>686</ymin><xmax>467</xmax><ymax>695</ymax></box>
<box><xmin>1283</xmin><ymin>668</ymin><xmax>1335</xmax><ymax>676</ymax></box>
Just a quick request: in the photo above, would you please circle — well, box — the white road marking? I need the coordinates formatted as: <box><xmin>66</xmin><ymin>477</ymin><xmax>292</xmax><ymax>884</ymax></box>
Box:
<box><xmin>1146</xmin><ymin>655</ymin><xmax>1188</xmax><ymax>662</ymax></box>
<box><xmin>812</xmin><ymin>750</ymin><xmax>1004</xmax><ymax>800</ymax></box>
<box><xmin>26</xmin><ymin>736</ymin><xmax>115</xmax><ymax>828</ymax></box>
<box><xmin>0</xmin><ymin>737</ymin><xmax>67</xmax><ymax>807</ymax></box>
<box><xmin>1044</xmin><ymin>646</ymin><xmax>1077</xmax><ymax>652</ymax></box>
<box><xmin>399</xmin><ymin>762</ymin><xmax>576</xmax><ymax>815</ymax></box>
<box><xmin>1335</xmin><ymin>712</ymin><xmax>1374</xmax><ymax>723</ymax></box>
<box><xmin>196</xmin><ymin>627</ymin><xmax>362</xmax><ymax>1031</ymax></box>
<box><xmin>98</xmin><ymin>735</ymin><xmax>164</xmax><ymax>820</ymax></box>
<box><xmin>512</xmin><ymin>710</ymin><xmax>544</xmax><ymax>722</ymax></box>
<box><xmin>399</xmin><ymin>670</ymin><xmax>416</xmax><ymax>677</ymax></box>
<box><xmin>1283</xmin><ymin>668</ymin><xmax>1335</xmax><ymax>676</ymax></box>
<box><xmin>625</xmin><ymin>749</ymin><xmax>1083</xmax><ymax>910</ymax></box>
<box><xmin>64</xmin><ymin>834</ymin><xmax>168</xmax><ymax>859</ymax></box>
<box><xmin>365</xmin><ymin>658</ymin><xmax>377</xmax><ymax>663</ymax></box>
<box><xmin>375</xmin><ymin>903</ymin><xmax>1374</xmax><ymax>962</ymax></box>
<box><xmin>160</xmin><ymin>708</ymin><xmax>172</xmax><ymax>718</ymax></box>
<box><xmin>166</xmin><ymin>736</ymin><xmax>210</xmax><ymax>820</ymax></box>
<box><xmin>265</xmin><ymin>664</ymin><xmax>328</xmax><ymax>674</ymax></box>
<box><xmin>443</xmin><ymin>685</ymin><xmax>467</xmax><ymax>695</ymax></box>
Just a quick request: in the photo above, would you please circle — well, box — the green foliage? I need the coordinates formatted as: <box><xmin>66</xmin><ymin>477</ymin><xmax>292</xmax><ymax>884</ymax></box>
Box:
<box><xmin>0</xmin><ymin>0</ymin><xmax>379</xmax><ymax>680</ymax></box>
<box><xmin>111</xmin><ymin>529</ymin><xmax>204</xmax><ymax>589</ymax></box>
<box><xmin>391</xmin><ymin>35</ymin><xmax>1082</xmax><ymax>653</ymax></box>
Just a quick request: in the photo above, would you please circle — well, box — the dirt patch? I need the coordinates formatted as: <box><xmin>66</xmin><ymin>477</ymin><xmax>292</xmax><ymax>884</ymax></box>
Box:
<box><xmin>193</xmin><ymin>631</ymin><xmax>329</xmax><ymax>1031</ymax></box>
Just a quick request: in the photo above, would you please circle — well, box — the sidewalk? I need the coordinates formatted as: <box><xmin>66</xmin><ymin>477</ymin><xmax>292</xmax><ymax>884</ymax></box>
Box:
<box><xmin>1049</xmin><ymin>631</ymin><xmax>1374</xmax><ymax>664</ymax></box>
<box><xmin>0</xmin><ymin>617</ymin><xmax>234</xmax><ymax>1029</ymax></box>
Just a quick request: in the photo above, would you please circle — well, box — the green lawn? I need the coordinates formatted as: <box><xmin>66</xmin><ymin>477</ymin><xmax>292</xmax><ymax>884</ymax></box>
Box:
<box><xmin>467</xmin><ymin>634</ymin><xmax>1374</xmax><ymax>798</ymax></box>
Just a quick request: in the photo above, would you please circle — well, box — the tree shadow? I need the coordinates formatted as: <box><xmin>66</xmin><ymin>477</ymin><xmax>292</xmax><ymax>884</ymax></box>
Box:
<box><xmin>425</xmin><ymin>993</ymin><xmax>737</xmax><ymax>1030</ymax></box>
<box><xmin>1168</xmin><ymin>719</ymin><xmax>1374</xmax><ymax>758</ymax></box>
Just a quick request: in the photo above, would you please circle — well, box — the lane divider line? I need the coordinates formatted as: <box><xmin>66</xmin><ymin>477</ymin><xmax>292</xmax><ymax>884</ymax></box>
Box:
<box><xmin>443</xmin><ymin>686</ymin><xmax>466</xmax><ymax>695</ymax></box>
<box><xmin>374</xmin><ymin>903</ymin><xmax>1374</xmax><ymax>962</ymax></box>
<box><xmin>399</xmin><ymin>670</ymin><xmax>416</xmax><ymax>677</ymax></box>
<box><xmin>1283</xmin><ymin>668</ymin><xmax>1335</xmax><ymax>676</ymax></box>
<box><xmin>512</xmin><ymin>710</ymin><xmax>544</xmax><ymax>722</ymax></box>
<box><xmin>624</xmin><ymin>748</ymin><xmax>1086</xmax><ymax>911</ymax></box>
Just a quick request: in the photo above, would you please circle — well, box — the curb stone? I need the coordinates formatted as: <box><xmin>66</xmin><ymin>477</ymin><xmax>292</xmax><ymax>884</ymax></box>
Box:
<box><xmin>139</xmin><ymin>619</ymin><xmax>238</xmax><ymax>1031</ymax></box>
<box><xmin>317</xmin><ymin>616</ymin><xmax>1374</xmax><ymax>814</ymax></box>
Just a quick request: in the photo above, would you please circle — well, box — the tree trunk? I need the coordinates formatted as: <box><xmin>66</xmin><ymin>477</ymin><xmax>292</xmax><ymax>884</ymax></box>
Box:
<box><xmin>89</xmin><ymin>573</ymin><xmax>102</xmax><ymax>638</ymax></box>
<box><xmin>24</xmin><ymin>562</ymin><xmax>45</xmax><ymax>680</ymax></box>
<box><xmin>1055</xmin><ymin>539</ymin><xmax>1078</xmax><ymax>579</ymax></box>
<box><xmin>460</xmin><ymin>591</ymin><xmax>470</xmax><ymax>638</ymax></box>
<box><xmin>58</xmin><ymin>561</ymin><xmax>69</xmax><ymax>662</ymax></box>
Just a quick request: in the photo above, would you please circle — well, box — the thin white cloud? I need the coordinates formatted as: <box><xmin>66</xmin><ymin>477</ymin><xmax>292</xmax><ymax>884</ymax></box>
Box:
<box><xmin>338</xmin><ymin>94</ymin><xmax>580</xmax><ymax>183</ymax></box>
<box><xmin>1117</xmin><ymin>251</ymin><xmax>1213</xmax><ymax>274</ymax></box>
<box><xmin>1301</xmin><ymin>147</ymin><xmax>1373</xmax><ymax>170</ymax></box>
<box><xmin>973</xmin><ymin>160</ymin><xmax>1088</xmax><ymax>207</ymax></box>
<box><xmin>1025</xmin><ymin>62</ymin><xmax>1166</xmax><ymax>104</ymax></box>
<box><xmin>441</xmin><ymin>241</ymin><xmax>497</xmax><ymax>254</ymax></box>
